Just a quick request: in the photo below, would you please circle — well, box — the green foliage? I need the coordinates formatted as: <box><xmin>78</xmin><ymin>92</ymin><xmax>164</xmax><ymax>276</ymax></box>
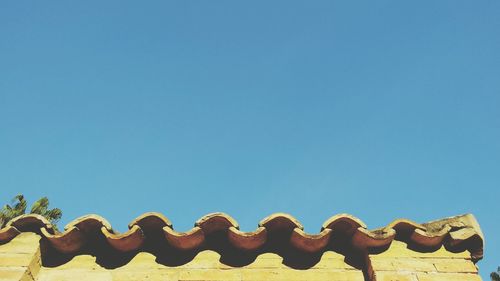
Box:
<box><xmin>0</xmin><ymin>194</ymin><xmax>62</xmax><ymax>231</ymax></box>
<box><xmin>492</xmin><ymin>267</ymin><xmax>500</xmax><ymax>281</ymax></box>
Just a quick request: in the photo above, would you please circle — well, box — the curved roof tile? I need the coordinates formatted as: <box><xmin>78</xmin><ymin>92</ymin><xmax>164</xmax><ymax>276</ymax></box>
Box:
<box><xmin>0</xmin><ymin>213</ymin><xmax>484</xmax><ymax>261</ymax></box>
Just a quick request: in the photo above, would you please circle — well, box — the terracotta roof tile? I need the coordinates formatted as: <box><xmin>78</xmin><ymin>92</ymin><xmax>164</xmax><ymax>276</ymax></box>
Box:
<box><xmin>0</xmin><ymin>213</ymin><xmax>484</xmax><ymax>261</ymax></box>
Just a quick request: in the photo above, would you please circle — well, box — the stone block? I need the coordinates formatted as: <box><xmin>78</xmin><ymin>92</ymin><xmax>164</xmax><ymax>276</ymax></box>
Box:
<box><xmin>416</xmin><ymin>272</ymin><xmax>482</xmax><ymax>281</ymax></box>
<box><xmin>0</xmin><ymin>267</ymin><xmax>27</xmax><ymax>281</ymax></box>
<box><xmin>373</xmin><ymin>271</ymin><xmax>418</xmax><ymax>281</ymax></box>
<box><xmin>432</xmin><ymin>259</ymin><xmax>478</xmax><ymax>273</ymax></box>
<box><xmin>0</xmin><ymin>234</ymin><xmax>40</xmax><ymax>255</ymax></box>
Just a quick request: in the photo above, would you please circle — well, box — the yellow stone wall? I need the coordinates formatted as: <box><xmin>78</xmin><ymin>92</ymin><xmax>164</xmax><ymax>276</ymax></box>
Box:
<box><xmin>36</xmin><ymin>250</ymin><xmax>363</xmax><ymax>281</ymax></box>
<box><xmin>368</xmin><ymin>241</ymin><xmax>481</xmax><ymax>281</ymax></box>
<box><xmin>0</xmin><ymin>233</ymin><xmax>41</xmax><ymax>281</ymax></box>
<box><xmin>0</xmin><ymin>233</ymin><xmax>483</xmax><ymax>281</ymax></box>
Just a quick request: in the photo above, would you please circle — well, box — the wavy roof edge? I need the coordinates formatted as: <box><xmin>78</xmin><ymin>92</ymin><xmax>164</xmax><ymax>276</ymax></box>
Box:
<box><xmin>0</xmin><ymin>213</ymin><xmax>484</xmax><ymax>261</ymax></box>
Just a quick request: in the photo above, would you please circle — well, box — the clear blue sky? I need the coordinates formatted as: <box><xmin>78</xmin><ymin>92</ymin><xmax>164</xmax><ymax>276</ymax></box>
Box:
<box><xmin>1</xmin><ymin>1</ymin><xmax>498</xmax><ymax>279</ymax></box>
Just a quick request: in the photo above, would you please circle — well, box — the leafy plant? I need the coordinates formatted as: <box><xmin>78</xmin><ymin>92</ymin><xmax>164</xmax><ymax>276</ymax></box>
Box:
<box><xmin>491</xmin><ymin>267</ymin><xmax>500</xmax><ymax>281</ymax></box>
<box><xmin>0</xmin><ymin>194</ymin><xmax>62</xmax><ymax>231</ymax></box>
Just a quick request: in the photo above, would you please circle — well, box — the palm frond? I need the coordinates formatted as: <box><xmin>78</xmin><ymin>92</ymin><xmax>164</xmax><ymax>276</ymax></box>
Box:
<box><xmin>30</xmin><ymin>197</ymin><xmax>49</xmax><ymax>215</ymax></box>
<box><xmin>45</xmin><ymin>208</ymin><xmax>62</xmax><ymax>221</ymax></box>
<box><xmin>491</xmin><ymin>267</ymin><xmax>500</xmax><ymax>281</ymax></box>
<box><xmin>11</xmin><ymin>194</ymin><xmax>27</xmax><ymax>215</ymax></box>
<box><xmin>0</xmin><ymin>195</ymin><xmax>28</xmax><ymax>227</ymax></box>
<box><xmin>1</xmin><ymin>194</ymin><xmax>63</xmax><ymax>230</ymax></box>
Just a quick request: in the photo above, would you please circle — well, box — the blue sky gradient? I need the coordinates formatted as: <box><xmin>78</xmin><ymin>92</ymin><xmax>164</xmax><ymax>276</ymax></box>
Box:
<box><xmin>1</xmin><ymin>1</ymin><xmax>499</xmax><ymax>279</ymax></box>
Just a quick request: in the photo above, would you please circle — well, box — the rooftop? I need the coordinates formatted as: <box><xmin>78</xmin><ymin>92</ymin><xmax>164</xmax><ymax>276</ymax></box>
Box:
<box><xmin>0</xmin><ymin>213</ymin><xmax>485</xmax><ymax>281</ymax></box>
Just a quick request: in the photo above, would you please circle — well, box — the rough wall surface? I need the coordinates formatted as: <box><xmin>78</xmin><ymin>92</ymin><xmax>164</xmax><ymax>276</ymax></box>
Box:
<box><xmin>0</xmin><ymin>233</ymin><xmax>483</xmax><ymax>281</ymax></box>
<box><xmin>36</xmin><ymin>251</ymin><xmax>363</xmax><ymax>281</ymax></box>
<box><xmin>0</xmin><ymin>233</ymin><xmax>41</xmax><ymax>281</ymax></box>
<box><xmin>368</xmin><ymin>241</ymin><xmax>481</xmax><ymax>281</ymax></box>
<box><xmin>1</xmin><ymin>234</ymin><xmax>363</xmax><ymax>281</ymax></box>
